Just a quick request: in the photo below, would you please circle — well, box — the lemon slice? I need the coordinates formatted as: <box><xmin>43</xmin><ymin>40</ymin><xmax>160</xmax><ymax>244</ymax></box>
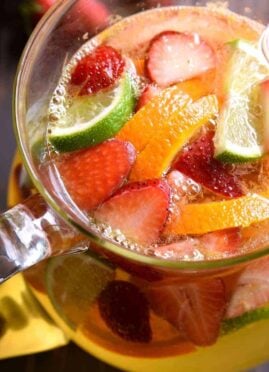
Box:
<box><xmin>46</xmin><ymin>252</ymin><xmax>115</xmax><ymax>329</ymax></box>
<box><xmin>48</xmin><ymin>74</ymin><xmax>135</xmax><ymax>152</ymax></box>
<box><xmin>214</xmin><ymin>40</ymin><xmax>269</xmax><ymax>163</ymax></box>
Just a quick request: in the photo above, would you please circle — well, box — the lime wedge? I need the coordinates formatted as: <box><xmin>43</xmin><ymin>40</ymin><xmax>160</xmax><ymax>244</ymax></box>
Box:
<box><xmin>222</xmin><ymin>306</ymin><xmax>269</xmax><ymax>335</ymax></box>
<box><xmin>48</xmin><ymin>73</ymin><xmax>135</xmax><ymax>152</ymax></box>
<box><xmin>214</xmin><ymin>40</ymin><xmax>269</xmax><ymax>163</ymax></box>
<box><xmin>46</xmin><ymin>252</ymin><xmax>115</xmax><ymax>329</ymax></box>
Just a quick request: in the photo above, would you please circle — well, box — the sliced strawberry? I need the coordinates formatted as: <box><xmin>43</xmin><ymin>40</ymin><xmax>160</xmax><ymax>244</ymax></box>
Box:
<box><xmin>260</xmin><ymin>79</ymin><xmax>269</xmax><ymax>152</ymax></box>
<box><xmin>201</xmin><ymin>228</ymin><xmax>241</xmax><ymax>258</ymax></box>
<box><xmin>145</xmin><ymin>278</ymin><xmax>226</xmax><ymax>346</ymax></box>
<box><xmin>71</xmin><ymin>45</ymin><xmax>125</xmax><ymax>95</ymax></box>
<box><xmin>174</xmin><ymin>131</ymin><xmax>243</xmax><ymax>198</ymax></box>
<box><xmin>153</xmin><ymin>239</ymin><xmax>205</xmax><ymax>261</ymax></box>
<box><xmin>146</xmin><ymin>31</ymin><xmax>216</xmax><ymax>87</ymax></box>
<box><xmin>136</xmin><ymin>84</ymin><xmax>161</xmax><ymax>111</ymax></box>
<box><xmin>57</xmin><ymin>139</ymin><xmax>136</xmax><ymax>211</ymax></box>
<box><xmin>167</xmin><ymin>170</ymin><xmax>201</xmax><ymax>200</ymax></box>
<box><xmin>226</xmin><ymin>257</ymin><xmax>269</xmax><ymax>319</ymax></box>
<box><xmin>98</xmin><ymin>280</ymin><xmax>152</xmax><ymax>342</ymax></box>
<box><xmin>155</xmin><ymin>228</ymin><xmax>240</xmax><ymax>260</ymax></box>
<box><xmin>94</xmin><ymin>179</ymin><xmax>170</xmax><ymax>245</ymax></box>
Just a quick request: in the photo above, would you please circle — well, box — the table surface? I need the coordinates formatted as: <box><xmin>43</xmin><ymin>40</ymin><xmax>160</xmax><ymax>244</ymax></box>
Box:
<box><xmin>0</xmin><ymin>0</ymin><xmax>268</xmax><ymax>371</ymax></box>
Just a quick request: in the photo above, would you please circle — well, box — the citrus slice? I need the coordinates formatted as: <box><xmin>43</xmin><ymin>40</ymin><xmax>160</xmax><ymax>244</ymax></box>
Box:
<box><xmin>130</xmin><ymin>95</ymin><xmax>218</xmax><ymax>181</ymax></box>
<box><xmin>46</xmin><ymin>252</ymin><xmax>115</xmax><ymax>329</ymax></box>
<box><xmin>222</xmin><ymin>307</ymin><xmax>269</xmax><ymax>335</ymax></box>
<box><xmin>214</xmin><ymin>40</ymin><xmax>269</xmax><ymax>163</ymax></box>
<box><xmin>116</xmin><ymin>85</ymin><xmax>192</xmax><ymax>151</ymax></box>
<box><xmin>48</xmin><ymin>73</ymin><xmax>135</xmax><ymax>152</ymax></box>
<box><xmin>164</xmin><ymin>193</ymin><xmax>269</xmax><ymax>235</ymax></box>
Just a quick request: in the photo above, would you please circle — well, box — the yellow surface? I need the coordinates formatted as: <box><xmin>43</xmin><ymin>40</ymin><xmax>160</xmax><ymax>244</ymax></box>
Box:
<box><xmin>0</xmin><ymin>274</ymin><xmax>68</xmax><ymax>359</ymax></box>
<box><xmin>0</xmin><ymin>152</ymin><xmax>69</xmax><ymax>360</ymax></box>
<box><xmin>34</xmin><ymin>288</ymin><xmax>269</xmax><ymax>372</ymax></box>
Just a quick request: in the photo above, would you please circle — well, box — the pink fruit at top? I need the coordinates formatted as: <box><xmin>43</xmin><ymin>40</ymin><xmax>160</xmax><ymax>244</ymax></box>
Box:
<box><xmin>71</xmin><ymin>0</ymin><xmax>109</xmax><ymax>31</ymax></box>
<box><xmin>173</xmin><ymin>131</ymin><xmax>243</xmax><ymax>198</ymax></box>
<box><xmin>94</xmin><ymin>179</ymin><xmax>170</xmax><ymax>245</ymax></box>
<box><xmin>23</xmin><ymin>0</ymin><xmax>109</xmax><ymax>32</ymax></box>
<box><xmin>260</xmin><ymin>79</ymin><xmax>269</xmax><ymax>152</ymax></box>
<box><xmin>226</xmin><ymin>257</ymin><xmax>269</xmax><ymax>318</ymax></box>
<box><xmin>57</xmin><ymin>139</ymin><xmax>136</xmax><ymax>211</ymax></box>
<box><xmin>71</xmin><ymin>45</ymin><xmax>125</xmax><ymax>95</ymax></box>
<box><xmin>144</xmin><ymin>278</ymin><xmax>226</xmax><ymax>346</ymax></box>
<box><xmin>146</xmin><ymin>31</ymin><xmax>216</xmax><ymax>87</ymax></box>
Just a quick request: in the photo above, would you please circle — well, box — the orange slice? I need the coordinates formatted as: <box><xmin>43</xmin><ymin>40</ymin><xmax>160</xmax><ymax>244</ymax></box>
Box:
<box><xmin>130</xmin><ymin>95</ymin><xmax>218</xmax><ymax>181</ymax></box>
<box><xmin>117</xmin><ymin>85</ymin><xmax>192</xmax><ymax>151</ymax></box>
<box><xmin>164</xmin><ymin>193</ymin><xmax>269</xmax><ymax>236</ymax></box>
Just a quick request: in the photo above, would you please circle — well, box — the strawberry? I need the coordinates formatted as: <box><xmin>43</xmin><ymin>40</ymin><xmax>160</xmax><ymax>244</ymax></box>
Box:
<box><xmin>136</xmin><ymin>84</ymin><xmax>161</xmax><ymax>111</ymax></box>
<box><xmin>260</xmin><ymin>79</ymin><xmax>269</xmax><ymax>152</ymax></box>
<box><xmin>57</xmin><ymin>139</ymin><xmax>136</xmax><ymax>211</ymax></box>
<box><xmin>144</xmin><ymin>278</ymin><xmax>226</xmax><ymax>346</ymax></box>
<box><xmin>98</xmin><ymin>280</ymin><xmax>152</xmax><ymax>342</ymax></box>
<box><xmin>21</xmin><ymin>0</ymin><xmax>109</xmax><ymax>34</ymax></box>
<box><xmin>155</xmin><ymin>228</ymin><xmax>241</xmax><ymax>260</ymax></box>
<box><xmin>71</xmin><ymin>0</ymin><xmax>109</xmax><ymax>31</ymax></box>
<box><xmin>201</xmin><ymin>228</ymin><xmax>241</xmax><ymax>258</ymax></box>
<box><xmin>174</xmin><ymin>131</ymin><xmax>243</xmax><ymax>198</ymax></box>
<box><xmin>146</xmin><ymin>31</ymin><xmax>216</xmax><ymax>87</ymax></box>
<box><xmin>94</xmin><ymin>179</ymin><xmax>170</xmax><ymax>245</ymax></box>
<box><xmin>153</xmin><ymin>239</ymin><xmax>205</xmax><ymax>261</ymax></box>
<box><xmin>71</xmin><ymin>45</ymin><xmax>125</xmax><ymax>95</ymax></box>
<box><xmin>226</xmin><ymin>257</ymin><xmax>269</xmax><ymax>319</ymax></box>
<box><xmin>21</xmin><ymin>0</ymin><xmax>56</xmax><ymax>32</ymax></box>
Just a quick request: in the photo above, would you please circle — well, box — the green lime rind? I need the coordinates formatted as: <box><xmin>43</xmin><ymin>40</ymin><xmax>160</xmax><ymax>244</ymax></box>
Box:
<box><xmin>215</xmin><ymin>149</ymin><xmax>262</xmax><ymax>164</ymax></box>
<box><xmin>45</xmin><ymin>252</ymin><xmax>115</xmax><ymax>330</ymax></box>
<box><xmin>214</xmin><ymin>39</ymin><xmax>269</xmax><ymax>163</ymax></box>
<box><xmin>48</xmin><ymin>73</ymin><xmax>136</xmax><ymax>153</ymax></box>
<box><xmin>221</xmin><ymin>306</ymin><xmax>269</xmax><ymax>335</ymax></box>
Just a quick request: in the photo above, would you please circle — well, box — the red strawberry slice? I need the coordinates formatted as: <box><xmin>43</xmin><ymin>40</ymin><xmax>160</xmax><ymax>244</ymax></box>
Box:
<box><xmin>226</xmin><ymin>257</ymin><xmax>269</xmax><ymax>319</ymax></box>
<box><xmin>174</xmin><ymin>131</ymin><xmax>243</xmax><ymax>198</ymax></box>
<box><xmin>146</xmin><ymin>31</ymin><xmax>216</xmax><ymax>87</ymax></box>
<box><xmin>57</xmin><ymin>139</ymin><xmax>136</xmax><ymax>211</ymax></box>
<box><xmin>155</xmin><ymin>228</ymin><xmax>241</xmax><ymax>260</ymax></box>
<box><xmin>94</xmin><ymin>179</ymin><xmax>170</xmax><ymax>245</ymax></box>
<box><xmin>144</xmin><ymin>278</ymin><xmax>226</xmax><ymax>346</ymax></box>
<box><xmin>153</xmin><ymin>239</ymin><xmax>205</xmax><ymax>261</ymax></box>
<box><xmin>98</xmin><ymin>280</ymin><xmax>152</xmax><ymax>342</ymax></box>
<box><xmin>201</xmin><ymin>228</ymin><xmax>241</xmax><ymax>259</ymax></box>
<box><xmin>136</xmin><ymin>84</ymin><xmax>161</xmax><ymax>111</ymax></box>
<box><xmin>71</xmin><ymin>45</ymin><xmax>125</xmax><ymax>95</ymax></box>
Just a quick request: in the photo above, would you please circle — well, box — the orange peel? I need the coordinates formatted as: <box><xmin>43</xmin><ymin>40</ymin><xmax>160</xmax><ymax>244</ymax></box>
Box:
<box><xmin>130</xmin><ymin>94</ymin><xmax>218</xmax><ymax>181</ymax></box>
<box><xmin>164</xmin><ymin>192</ymin><xmax>269</xmax><ymax>236</ymax></box>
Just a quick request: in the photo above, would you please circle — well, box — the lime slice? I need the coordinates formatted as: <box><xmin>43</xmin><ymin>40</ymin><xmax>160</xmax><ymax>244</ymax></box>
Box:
<box><xmin>214</xmin><ymin>40</ymin><xmax>269</xmax><ymax>163</ymax></box>
<box><xmin>48</xmin><ymin>73</ymin><xmax>136</xmax><ymax>152</ymax></box>
<box><xmin>46</xmin><ymin>252</ymin><xmax>115</xmax><ymax>329</ymax></box>
<box><xmin>222</xmin><ymin>306</ymin><xmax>269</xmax><ymax>335</ymax></box>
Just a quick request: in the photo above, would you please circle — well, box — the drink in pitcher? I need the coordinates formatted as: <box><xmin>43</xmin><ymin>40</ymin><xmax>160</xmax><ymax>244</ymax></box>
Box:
<box><xmin>16</xmin><ymin>3</ymin><xmax>269</xmax><ymax>371</ymax></box>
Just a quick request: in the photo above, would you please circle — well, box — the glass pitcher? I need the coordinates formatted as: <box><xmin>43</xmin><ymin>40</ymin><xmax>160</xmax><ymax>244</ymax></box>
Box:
<box><xmin>2</xmin><ymin>0</ymin><xmax>269</xmax><ymax>370</ymax></box>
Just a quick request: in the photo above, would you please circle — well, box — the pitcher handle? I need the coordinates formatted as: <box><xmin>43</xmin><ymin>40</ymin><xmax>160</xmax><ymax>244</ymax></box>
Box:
<box><xmin>0</xmin><ymin>193</ymin><xmax>88</xmax><ymax>283</ymax></box>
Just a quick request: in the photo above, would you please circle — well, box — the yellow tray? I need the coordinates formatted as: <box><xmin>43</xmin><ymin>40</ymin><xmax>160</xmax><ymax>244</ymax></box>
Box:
<box><xmin>0</xmin><ymin>153</ymin><xmax>68</xmax><ymax>359</ymax></box>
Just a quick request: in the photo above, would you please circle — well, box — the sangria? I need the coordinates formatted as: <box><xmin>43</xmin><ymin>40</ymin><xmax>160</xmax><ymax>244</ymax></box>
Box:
<box><xmin>10</xmin><ymin>1</ymin><xmax>269</xmax><ymax>371</ymax></box>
